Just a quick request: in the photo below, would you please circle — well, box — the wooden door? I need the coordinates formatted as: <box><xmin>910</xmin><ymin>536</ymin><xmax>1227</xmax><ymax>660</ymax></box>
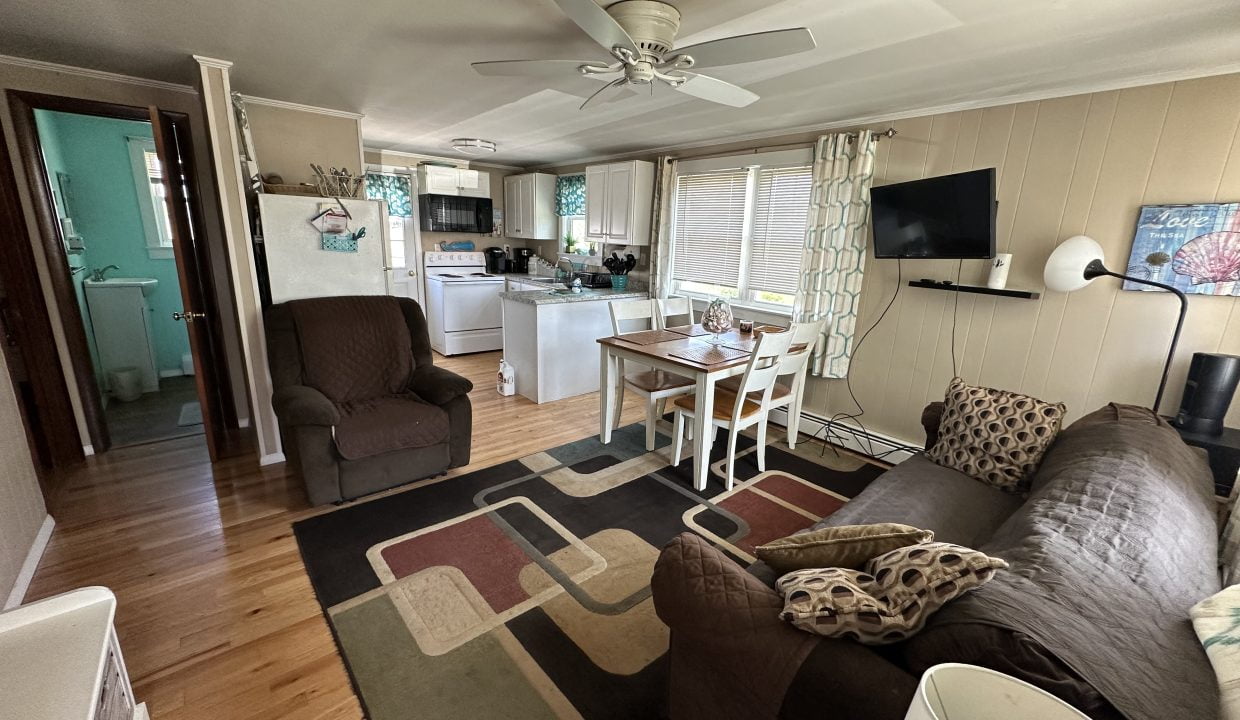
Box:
<box><xmin>585</xmin><ymin>165</ymin><xmax>608</xmax><ymax>239</ymax></box>
<box><xmin>148</xmin><ymin>106</ymin><xmax>230</xmax><ymax>461</ymax></box>
<box><xmin>606</xmin><ymin>162</ymin><xmax>633</xmax><ymax>243</ymax></box>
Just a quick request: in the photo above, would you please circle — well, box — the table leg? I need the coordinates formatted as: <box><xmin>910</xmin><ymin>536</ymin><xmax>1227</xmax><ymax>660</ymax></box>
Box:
<box><xmin>600</xmin><ymin>346</ymin><xmax>616</xmax><ymax>444</ymax></box>
<box><xmin>692</xmin><ymin>372</ymin><xmax>715</xmax><ymax>492</ymax></box>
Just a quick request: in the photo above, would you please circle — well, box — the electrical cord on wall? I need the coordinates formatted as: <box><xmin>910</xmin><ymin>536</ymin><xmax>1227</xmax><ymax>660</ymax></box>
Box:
<box><xmin>808</xmin><ymin>258</ymin><xmax>922</xmax><ymax>461</ymax></box>
<box><xmin>951</xmin><ymin>258</ymin><xmax>962</xmax><ymax>376</ymax></box>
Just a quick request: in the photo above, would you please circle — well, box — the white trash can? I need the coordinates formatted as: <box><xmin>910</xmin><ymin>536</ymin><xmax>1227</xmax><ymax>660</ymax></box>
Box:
<box><xmin>109</xmin><ymin>367</ymin><xmax>143</xmax><ymax>402</ymax></box>
<box><xmin>905</xmin><ymin>663</ymin><xmax>1088</xmax><ymax>720</ymax></box>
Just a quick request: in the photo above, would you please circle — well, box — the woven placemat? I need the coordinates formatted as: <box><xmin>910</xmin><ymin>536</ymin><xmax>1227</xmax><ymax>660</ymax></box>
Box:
<box><xmin>669</xmin><ymin>344</ymin><xmax>750</xmax><ymax>365</ymax></box>
<box><xmin>665</xmin><ymin>324</ymin><xmax>712</xmax><ymax>337</ymax></box>
<box><xmin>613</xmin><ymin>329</ymin><xmax>685</xmax><ymax>345</ymax></box>
<box><xmin>721</xmin><ymin>336</ymin><xmax>757</xmax><ymax>352</ymax></box>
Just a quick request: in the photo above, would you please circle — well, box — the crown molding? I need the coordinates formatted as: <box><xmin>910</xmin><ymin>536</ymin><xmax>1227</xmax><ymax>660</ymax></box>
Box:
<box><xmin>0</xmin><ymin>53</ymin><xmax>195</xmax><ymax>94</ymax></box>
<box><xmin>363</xmin><ymin>146</ymin><xmax>525</xmax><ymax>171</ymax></box>
<box><xmin>530</xmin><ymin>62</ymin><xmax>1240</xmax><ymax>170</ymax></box>
<box><xmin>238</xmin><ymin>94</ymin><xmax>363</xmax><ymax>120</ymax></box>
<box><xmin>192</xmin><ymin>55</ymin><xmax>233</xmax><ymax>70</ymax></box>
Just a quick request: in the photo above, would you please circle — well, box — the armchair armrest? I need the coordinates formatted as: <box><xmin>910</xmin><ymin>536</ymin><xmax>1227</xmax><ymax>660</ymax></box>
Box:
<box><xmin>272</xmin><ymin>385</ymin><xmax>339</xmax><ymax>427</ymax></box>
<box><xmin>411</xmin><ymin>364</ymin><xmax>474</xmax><ymax>406</ymax></box>
<box><xmin>922</xmin><ymin>401</ymin><xmax>945</xmax><ymax>449</ymax></box>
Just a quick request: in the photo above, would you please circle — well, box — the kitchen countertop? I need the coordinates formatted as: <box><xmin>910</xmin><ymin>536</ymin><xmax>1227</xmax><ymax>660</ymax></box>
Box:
<box><xmin>499</xmin><ymin>287</ymin><xmax>649</xmax><ymax>305</ymax></box>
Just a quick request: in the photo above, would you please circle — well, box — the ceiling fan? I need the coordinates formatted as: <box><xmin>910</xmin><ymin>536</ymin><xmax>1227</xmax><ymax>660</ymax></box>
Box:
<box><xmin>472</xmin><ymin>0</ymin><xmax>817</xmax><ymax>110</ymax></box>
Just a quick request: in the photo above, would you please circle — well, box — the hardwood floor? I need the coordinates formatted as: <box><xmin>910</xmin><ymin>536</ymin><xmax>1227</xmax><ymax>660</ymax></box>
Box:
<box><xmin>25</xmin><ymin>350</ymin><xmax>653</xmax><ymax>720</ymax></box>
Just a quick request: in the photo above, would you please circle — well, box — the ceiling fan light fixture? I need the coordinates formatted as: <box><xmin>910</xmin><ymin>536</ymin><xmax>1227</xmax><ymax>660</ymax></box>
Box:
<box><xmin>449</xmin><ymin>138</ymin><xmax>497</xmax><ymax>155</ymax></box>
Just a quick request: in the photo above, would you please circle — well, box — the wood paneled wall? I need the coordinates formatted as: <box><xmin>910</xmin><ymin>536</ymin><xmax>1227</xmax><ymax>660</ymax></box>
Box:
<box><xmin>807</xmin><ymin>73</ymin><xmax>1240</xmax><ymax>443</ymax></box>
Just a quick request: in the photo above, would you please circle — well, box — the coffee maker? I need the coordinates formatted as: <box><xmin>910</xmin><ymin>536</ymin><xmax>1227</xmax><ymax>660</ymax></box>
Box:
<box><xmin>484</xmin><ymin>246</ymin><xmax>507</xmax><ymax>274</ymax></box>
<box><xmin>511</xmin><ymin>247</ymin><xmax>534</xmax><ymax>274</ymax></box>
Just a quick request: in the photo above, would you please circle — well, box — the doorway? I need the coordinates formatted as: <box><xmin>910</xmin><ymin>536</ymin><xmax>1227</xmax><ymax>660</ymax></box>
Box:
<box><xmin>6</xmin><ymin>91</ymin><xmax>239</xmax><ymax>463</ymax></box>
<box><xmin>32</xmin><ymin>109</ymin><xmax>202</xmax><ymax>447</ymax></box>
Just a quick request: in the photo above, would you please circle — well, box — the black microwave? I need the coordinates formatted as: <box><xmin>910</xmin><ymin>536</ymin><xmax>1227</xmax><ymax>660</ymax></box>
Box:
<box><xmin>418</xmin><ymin>194</ymin><xmax>494</xmax><ymax>234</ymax></box>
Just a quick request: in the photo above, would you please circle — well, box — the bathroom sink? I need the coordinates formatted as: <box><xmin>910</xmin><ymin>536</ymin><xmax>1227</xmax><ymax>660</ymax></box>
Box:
<box><xmin>84</xmin><ymin>277</ymin><xmax>159</xmax><ymax>297</ymax></box>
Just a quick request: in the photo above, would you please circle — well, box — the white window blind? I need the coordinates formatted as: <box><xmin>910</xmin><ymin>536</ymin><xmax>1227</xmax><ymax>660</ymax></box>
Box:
<box><xmin>671</xmin><ymin>169</ymin><xmax>749</xmax><ymax>288</ymax></box>
<box><xmin>749</xmin><ymin>166</ymin><xmax>812</xmax><ymax>296</ymax></box>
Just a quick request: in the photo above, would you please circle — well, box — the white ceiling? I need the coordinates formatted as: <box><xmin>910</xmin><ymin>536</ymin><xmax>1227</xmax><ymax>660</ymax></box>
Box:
<box><xmin>1</xmin><ymin>0</ymin><xmax>1238</xmax><ymax>167</ymax></box>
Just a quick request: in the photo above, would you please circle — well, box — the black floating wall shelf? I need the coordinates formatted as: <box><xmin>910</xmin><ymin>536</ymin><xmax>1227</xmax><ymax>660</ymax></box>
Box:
<box><xmin>908</xmin><ymin>280</ymin><xmax>1040</xmax><ymax>300</ymax></box>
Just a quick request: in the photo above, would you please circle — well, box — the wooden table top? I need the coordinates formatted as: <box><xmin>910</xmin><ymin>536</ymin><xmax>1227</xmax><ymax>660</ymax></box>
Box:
<box><xmin>599</xmin><ymin>328</ymin><xmax>757</xmax><ymax>373</ymax></box>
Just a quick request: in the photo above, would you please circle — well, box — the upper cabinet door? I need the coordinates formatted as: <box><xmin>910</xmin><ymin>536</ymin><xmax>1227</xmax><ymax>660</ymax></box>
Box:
<box><xmin>504</xmin><ymin>175</ymin><xmax>524</xmax><ymax>237</ymax></box>
<box><xmin>519</xmin><ymin>174</ymin><xmax>537</xmax><ymax>238</ymax></box>
<box><xmin>457</xmin><ymin>169</ymin><xmax>491</xmax><ymax>198</ymax></box>
<box><xmin>421</xmin><ymin>165</ymin><xmax>461</xmax><ymax>195</ymax></box>
<box><xmin>605</xmin><ymin>163</ymin><xmax>633</xmax><ymax>242</ymax></box>
<box><xmin>585</xmin><ymin>165</ymin><xmax>608</xmax><ymax>239</ymax></box>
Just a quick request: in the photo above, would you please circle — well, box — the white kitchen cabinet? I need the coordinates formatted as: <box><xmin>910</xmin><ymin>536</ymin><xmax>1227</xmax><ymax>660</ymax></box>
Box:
<box><xmin>418</xmin><ymin>165</ymin><xmax>491</xmax><ymax>198</ymax></box>
<box><xmin>583</xmin><ymin>160</ymin><xmax>654</xmax><ymax>246</ymax></box>
<box><xmin>504</xmin><ymin>172</ymin><xmax>557</xmax><ymax>240</ymax></box>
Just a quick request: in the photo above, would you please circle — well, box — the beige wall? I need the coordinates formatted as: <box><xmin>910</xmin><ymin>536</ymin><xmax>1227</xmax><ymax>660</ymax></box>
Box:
<box><xmin>247</xmin><ymin>102</ymin><xmax>362</xmax><ymax>186</ymax></box>
<box><xmin>808</xmin><ymin>72</ymin><xmax>1240</xmax><ymax>443</ymax></box>
<box><xmin>0</xmin><ymin>347</ymin><xmax>47</xmax><ymax>605</ymax></box>
<box><xmin>0</xmin><ymin>59</ymin><xmax>251</xmax><ymax>443</ymax></box>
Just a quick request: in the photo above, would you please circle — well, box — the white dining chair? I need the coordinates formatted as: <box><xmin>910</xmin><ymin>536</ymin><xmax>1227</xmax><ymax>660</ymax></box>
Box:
<box><xmin>718</xmin><ymin>319</ymin><xmax>826</xmax><ymax>449</ymax></box>
<box><xmin>670</xmin><ymin>328</ymin><xmax>796</xmax><ymax>490</ymax></box>
<box><xmin>655</xmin><ymin>296</ymin><xmax>695</xmax><ymax>330</ymax></box>
<box><xmin>608</xmin><ymin>299</ymin><xmax>695</xmax><ymax>451</ymax></box>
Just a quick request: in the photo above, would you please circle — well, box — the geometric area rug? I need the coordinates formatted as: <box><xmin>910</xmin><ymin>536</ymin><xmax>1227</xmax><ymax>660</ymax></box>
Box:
<box><xmin>293</xmin><ymin>422</ymin><xmax>884</xmax><ymax>719</ymax></box>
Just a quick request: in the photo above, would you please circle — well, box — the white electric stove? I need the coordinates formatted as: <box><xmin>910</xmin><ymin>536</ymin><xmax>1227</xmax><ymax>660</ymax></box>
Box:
<box><xmin>424</xmin><ymin>251</ymin><xmax>506</xmax><ymax>355</ymax></box>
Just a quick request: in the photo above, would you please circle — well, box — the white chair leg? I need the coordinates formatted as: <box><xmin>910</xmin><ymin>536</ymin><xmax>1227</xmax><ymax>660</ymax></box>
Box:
<box><xmin>645</xmin><ymin>399</ymin><xmax>658</xmax><ymax>451</ymax></box>
<box><xmin>725</xmin><ymin>425</ymin><xmax>738</xmax><ymax>491</ymax></box>
<box><xmin>756</xmin><ymin>417</ymin><xmax>769</xmax><ymax>472</ymax></box>
<box><xmin>671</xmin><ymin>410</ymin><xmax>685</xmax><ymax>465</ymax></box>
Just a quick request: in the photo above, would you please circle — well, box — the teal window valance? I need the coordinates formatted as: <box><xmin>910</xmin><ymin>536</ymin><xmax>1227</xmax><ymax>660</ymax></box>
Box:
<box><xmin>555</xmin><ymin>174</ymin><xmax>586</xmax><ymax>216</ymax></box>
<box><xmin>365</xmin><ymin>173</ymin><xmax>413</xmax><ymax>217</ymax></box>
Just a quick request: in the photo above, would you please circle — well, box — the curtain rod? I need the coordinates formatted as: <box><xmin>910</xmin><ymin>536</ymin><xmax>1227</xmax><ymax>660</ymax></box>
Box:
<box><xmin>669</xmin><ymin>127</ymin><xmax>899</xmax><ymax>162</ymax></box>
<box><xmin>847</xmin><ymin>127</ymin><xmax>898</xmax><ymax>143</ymax></box>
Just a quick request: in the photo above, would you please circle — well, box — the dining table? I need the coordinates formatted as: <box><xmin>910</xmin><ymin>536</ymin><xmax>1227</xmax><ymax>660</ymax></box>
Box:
<box><xmin>597</xmin><ymin>324</ymin><xmax>765</xmax><ymax>492</ymax></box>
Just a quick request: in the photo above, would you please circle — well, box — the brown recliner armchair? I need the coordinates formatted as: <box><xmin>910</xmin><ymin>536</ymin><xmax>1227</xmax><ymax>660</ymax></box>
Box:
<box><xmin>264</xmin><ymin>295</ymin><xmax>473</xmax><ymax>505</ymax></box>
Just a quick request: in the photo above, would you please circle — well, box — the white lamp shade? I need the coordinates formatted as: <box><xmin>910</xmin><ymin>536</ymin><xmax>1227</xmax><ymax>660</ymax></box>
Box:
<box><xmin>905</xmin><ymin>663</ymin><xmax>1089</xmax><ymax>720</ymax></box>
<box><xmin>1044</xmin><ymin>235</ymin><xmax>1105</xmax><ymax>292</ymax></box>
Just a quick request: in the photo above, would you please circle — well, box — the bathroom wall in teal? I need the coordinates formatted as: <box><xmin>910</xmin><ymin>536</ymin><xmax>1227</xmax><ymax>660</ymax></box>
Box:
<box><xmin>34</xmin><ymin>110</ymin><xmax>191</xmax><ymax>378</ymax></box>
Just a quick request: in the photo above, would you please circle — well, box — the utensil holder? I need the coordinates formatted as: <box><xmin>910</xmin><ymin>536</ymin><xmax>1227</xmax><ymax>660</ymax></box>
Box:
<box><xmin>610</xmin><ymin>275</ymin><xmax>628</xmax><ymax>290</ymax></box>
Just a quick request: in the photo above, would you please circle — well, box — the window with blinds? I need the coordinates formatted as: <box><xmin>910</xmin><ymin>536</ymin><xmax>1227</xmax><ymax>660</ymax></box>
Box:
<box><xmin>671</xmin><ymin>169</ymin><xmax>749</xmax><ymax>289</ymax></box>
<box><xmin>669</xmin><ymin>162</ymin><xmax>811</xmax><ymax>308</ymax></box>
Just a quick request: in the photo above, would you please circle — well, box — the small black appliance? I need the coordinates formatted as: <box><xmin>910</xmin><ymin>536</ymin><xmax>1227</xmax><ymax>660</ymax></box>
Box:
<box><xmin>419</xmin><ymin>194</ymin><xmax>494</xmax><ymax>234</ymax></box>
<box><xmin>484</xmin><ymin>247</ymin><xmax>507</xmax><ymax>274</ymax></box>
<box><xmin>511</xmin><ymin>247</ymin><xmax>535</xmax><ymax>274</ymax></box>
<box><xmin>1174</xmin><ymin>352</ymin><xmax>1240</xmax><ymax>436</ymax></box>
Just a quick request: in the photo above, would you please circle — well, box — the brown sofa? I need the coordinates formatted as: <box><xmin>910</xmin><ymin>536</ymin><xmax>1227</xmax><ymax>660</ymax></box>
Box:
<box><xmin>651</xmin><ymin>404</ymin><xmax>1220</xmax><ymax>720</ymax></box>
<box><xmin>265</xmin><ymin>295</ymin><xmax>473</xmax><ymax>505</ymax></box>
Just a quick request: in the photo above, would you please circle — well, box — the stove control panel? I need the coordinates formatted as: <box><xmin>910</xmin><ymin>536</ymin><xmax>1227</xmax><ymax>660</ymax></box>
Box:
<box><xmin>425</xmin><ymin>251</ymin><xmax>485</xmax><ymax>267</ymax></box>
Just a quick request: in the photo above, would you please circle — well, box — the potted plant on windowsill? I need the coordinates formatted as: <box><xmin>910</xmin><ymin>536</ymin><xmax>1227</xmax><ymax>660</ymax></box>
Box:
<box><xmin>564</xmin><ymin>231</ymin><xmax>578</xmax><ymax>255</ymax></box>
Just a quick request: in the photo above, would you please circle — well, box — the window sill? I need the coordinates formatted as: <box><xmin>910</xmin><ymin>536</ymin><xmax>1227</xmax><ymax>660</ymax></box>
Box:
<box><xmin>682</xmin><ymin>293</ymin><xmax>793</xmax><ymax>321</ymax></box>
<box><xmin>147</xmin><ymin>246</ymin><xmax>174</xmax><ymax>260</ymax></box>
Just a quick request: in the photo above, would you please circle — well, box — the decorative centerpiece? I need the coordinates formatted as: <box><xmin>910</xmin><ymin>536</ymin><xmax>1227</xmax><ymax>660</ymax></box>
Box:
<box><xmin>701</xmin><ymin>298</ymin><xmax>733</xmax><ymax>344</ymax></box>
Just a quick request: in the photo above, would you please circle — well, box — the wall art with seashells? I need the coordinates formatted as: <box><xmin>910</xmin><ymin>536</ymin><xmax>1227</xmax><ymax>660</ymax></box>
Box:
<box><xmin>1124</xmin><ymin>203</ymin><xmax>1240</xmax><ymax>296</ymax></box>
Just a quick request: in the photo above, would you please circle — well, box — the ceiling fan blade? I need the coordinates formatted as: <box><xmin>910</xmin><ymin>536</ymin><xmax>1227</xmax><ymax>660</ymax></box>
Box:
<box><xmin>672</xmin><ymin>73</ymin><xmax>759</xmax><ymax>108</ymax></box>
<box><xmin>580</xmin><ymin>78</ymin><xmax>631</xmax><ymax>110</ymax></box>
<box><xmin>552</xmin><ymin>0</ymin><xmax>640</xmax><ymax>55</ymax></box>
<box><xmin>472</xmin><ymin>59</ymin><xmax>606</xmax><ymax>77</ymax></box>
<box><xmin>673</xmin><ymin>28</ymin><xmax>816</xmax><ymax>69</ymax></box>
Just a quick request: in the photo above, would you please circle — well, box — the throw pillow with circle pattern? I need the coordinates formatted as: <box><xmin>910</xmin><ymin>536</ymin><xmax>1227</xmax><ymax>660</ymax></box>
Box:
<box><xmin>926</xmin><ymin>377</ymin><xmax>1066</xmax><ymax>493</ymax></box>
<box><xmin>776</xmin><ymin>542</ymin><xmax>1007</xmax><ymax>645</ymax></box>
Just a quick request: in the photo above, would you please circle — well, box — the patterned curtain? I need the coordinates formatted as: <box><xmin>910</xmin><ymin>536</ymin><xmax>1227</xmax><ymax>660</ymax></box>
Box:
<box><xmin>648</xmin><ymin>157</ymin><xmax>676</xmax><ymax>298</ymax></box>
<box><xmin>555</xmin><ymin>174</ymin><xmax>586</xmax><ymax>216</ymax></box>
<box><xmin>364</xmin><ymin>173</ymin><xmax>413</xmax><ymax>217</ymax></box>
<box><xmin>794</xmin><ymin>130</ymin><xmax>877</xmax><ymax>378</ymax></box>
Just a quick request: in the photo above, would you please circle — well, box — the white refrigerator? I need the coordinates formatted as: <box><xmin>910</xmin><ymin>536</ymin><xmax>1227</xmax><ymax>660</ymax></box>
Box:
<box><xmin>257</xmin><ymin>194</ymin><xmax>393</xmax><ymax>303</ymax></box>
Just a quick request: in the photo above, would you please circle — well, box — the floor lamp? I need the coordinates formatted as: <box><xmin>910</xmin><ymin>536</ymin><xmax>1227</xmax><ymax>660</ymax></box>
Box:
<box><xmin>1044</xmin><ymin>235</ymin><xmax>1188</xmax><ymax>412</ymax></box>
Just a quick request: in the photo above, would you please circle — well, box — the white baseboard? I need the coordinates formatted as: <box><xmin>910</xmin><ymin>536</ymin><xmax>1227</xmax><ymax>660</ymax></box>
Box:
<box><xmin>4</xmin><ymin>515</ymin><xmax>55</xmax><ymax>610</ymax></box>
<box><xmin>259</xmin><ymin>451</ymin><xmax>285</xmax><ymax>466</ymax></box>
<box><xmin>159</xmin><ymin>369</ymin><xmax>185</xmax><ymax>378</ymax></box>
<box><xmin>770</xmin><ymin>407</ymin><xmax>921</xmax><ymax>464</ymax></box>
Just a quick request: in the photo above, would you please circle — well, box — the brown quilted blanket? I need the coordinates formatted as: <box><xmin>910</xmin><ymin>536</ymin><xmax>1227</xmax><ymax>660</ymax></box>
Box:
<box><xmin>934</xmin><ymin>404</ymin><xmax>1220</xmax><ymax>720</ymax></box>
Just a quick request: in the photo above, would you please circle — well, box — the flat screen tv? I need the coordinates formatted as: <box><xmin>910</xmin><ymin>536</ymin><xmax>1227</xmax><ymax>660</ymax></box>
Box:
<box><xmin>870</xmin><ymin>168</ymin><xmax>996</xmax><ymax>259</ymax></box>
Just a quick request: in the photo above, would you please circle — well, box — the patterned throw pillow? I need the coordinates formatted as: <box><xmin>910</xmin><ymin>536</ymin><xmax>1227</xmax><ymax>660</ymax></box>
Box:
<box><xmin>755</xmin><ymin>523</ymin><xmax>934</xmax><ymax>573</ymax></box>
<box><xmin>776</xmin><ymin>542</ymin><xmax>1008</xmax><ymax>645</ymax></box>
<box><xmin>926</xmin><ymin>377</ymin><xmax>1066</xmax><ymax>492</ymax></box>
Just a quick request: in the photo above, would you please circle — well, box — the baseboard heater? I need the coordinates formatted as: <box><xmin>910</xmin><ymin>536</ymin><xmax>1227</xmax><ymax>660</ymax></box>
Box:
<box><xmin>768</xmin><ymin>407</ymin><xmax>921</xmax><ymax>464</ymax></box>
